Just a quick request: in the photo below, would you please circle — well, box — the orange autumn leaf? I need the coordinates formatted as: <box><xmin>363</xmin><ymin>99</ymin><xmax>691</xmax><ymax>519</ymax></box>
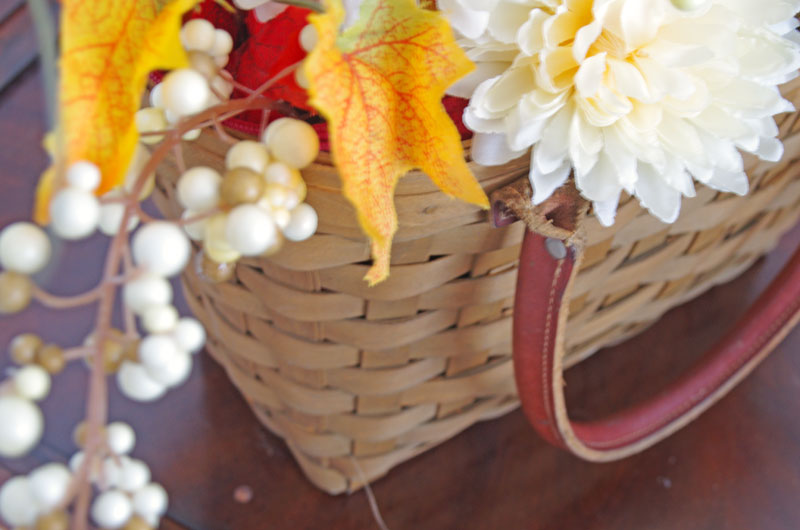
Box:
<box><xmin>305</xmin><ymin>0</ymin><xmax>487</xmax><ymax>285</ymax></box>
<box><xmin>34</xmin><ymin>0</ymin><xmax>197</xmax><ymax>224</ymax></box>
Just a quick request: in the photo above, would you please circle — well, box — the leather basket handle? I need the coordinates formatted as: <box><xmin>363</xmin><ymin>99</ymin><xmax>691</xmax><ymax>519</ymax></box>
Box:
<box><xmin>493</xmin><ymin>181</ymin><xmax>800</xmax><ymax>461</ymax></box>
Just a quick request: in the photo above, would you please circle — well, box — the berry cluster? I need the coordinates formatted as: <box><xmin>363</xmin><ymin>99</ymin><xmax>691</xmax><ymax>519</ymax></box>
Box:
<box><xmin>69</xmin><ymin>423</ymin><xmax>167</xmax><ymax>529</ymax></box>
<box><xmin>178</xmin><ymin>117</ymin><xmax>320</xmax><ymax>269</ymax></box>
<box><xmin>137</xmin><ymin>19</ymin><xmax>235</xmax><ymax>143</ymax></box>
<box><xmin>0</xmin><ymin>334</ymin><xmax>67</xmax><ymax>460</ymax></box>
<box><xmin>0</xmin><ymin>9</ymin><xmax>324</xmax><ymax>527</ymax></box>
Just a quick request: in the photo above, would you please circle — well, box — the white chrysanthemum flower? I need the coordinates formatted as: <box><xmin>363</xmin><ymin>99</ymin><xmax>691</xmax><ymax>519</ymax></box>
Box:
<box><xmin>444</xmin><ymin>0</ymin><xmax>800</xmax><ymax>225</ymax></box>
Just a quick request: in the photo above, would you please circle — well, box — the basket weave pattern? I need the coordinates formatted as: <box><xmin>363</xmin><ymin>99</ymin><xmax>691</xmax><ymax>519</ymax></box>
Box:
<box><xmin>153</xmin><ymin>79</ymin><xmax>800</xmax><ymax>494</ymax></box>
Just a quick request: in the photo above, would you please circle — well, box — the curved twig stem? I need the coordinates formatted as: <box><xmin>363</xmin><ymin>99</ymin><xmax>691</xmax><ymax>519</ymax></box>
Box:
<box><xmin>32</xmin><ymin>286</ymin><xmax>103</xmax><ymax>309</ymax></box>
<box><xmin>58</xmin><ymin>64</ymin><xmax>304</xmax><ymax>528</ymax></box>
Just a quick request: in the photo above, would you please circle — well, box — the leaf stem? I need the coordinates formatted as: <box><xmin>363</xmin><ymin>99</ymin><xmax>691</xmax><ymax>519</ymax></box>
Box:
<box><xmin>26</xmin><ymin>0</ymin><xmax>58</xmax><ymax>128</ymax></box>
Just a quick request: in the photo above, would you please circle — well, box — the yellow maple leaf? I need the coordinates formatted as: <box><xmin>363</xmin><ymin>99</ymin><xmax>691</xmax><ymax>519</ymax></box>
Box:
<box><xmin>34</xmin><ymin>0</ymin><xmax>197</xmax><ymax>223</ymax></box>
<box><xmin>305</xmin><ymin>0</ymin><xmax>487</xmax><ymax>285</ymax></box>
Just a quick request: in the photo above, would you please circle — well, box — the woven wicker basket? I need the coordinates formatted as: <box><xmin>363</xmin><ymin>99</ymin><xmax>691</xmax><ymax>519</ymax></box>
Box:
<box><xmin>152</xmin><ymin>77</ymin><xmax>800</xmax><ymax>494</ymax></box>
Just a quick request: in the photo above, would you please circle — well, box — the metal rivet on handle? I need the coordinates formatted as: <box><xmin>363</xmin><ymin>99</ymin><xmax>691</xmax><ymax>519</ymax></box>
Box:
<box><xmin>545</xmin><ymin>238</ymin><xmax>568</xmax><ymax>260</ymax></box>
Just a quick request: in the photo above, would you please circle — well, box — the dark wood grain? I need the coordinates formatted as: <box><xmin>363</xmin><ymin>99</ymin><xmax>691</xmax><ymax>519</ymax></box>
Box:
<box><xmin>0</xmin><ymin>0</ymin><xmax>25</xmax><ymax>27</ymax></box>
<box><xmin>1</xmin><ymin>17</ymin><xmax>799</xmax><ymax>530</ymax></box>
<box><xmin>0</xmin><ymin>4</ymin><xmax>42</xmax><ymax>93</ymax></box>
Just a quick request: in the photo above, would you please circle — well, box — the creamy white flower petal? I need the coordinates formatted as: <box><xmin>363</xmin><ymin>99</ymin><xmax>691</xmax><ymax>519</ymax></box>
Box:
<box><xmin>635</xmin><ymin>163</ymin><xmax>682</xmax><ymax>223</ymax></box>
<box><xmin>620</xmin><ymin>0</ymin><xmax>666</xmax><ymax>50</ymax></box>
<box><xmin>569</xmin><ymin>111</ymin><xmax>603</xmax><ymax>175</ymax></box>
<box><xmin>519</xmin><ymin>9</ymin><xmax>551</xmax><ymax>56</ymax></box>
<box><xmin>440</xmin><ymin>0</ymin><xmax>491</xmax><ymax>40</ymax></box>
<box><xmin>505</xmin><ymin>106</ymin><xmax>549</xmax><ymax>151</ymax></box>
<box><xmin>471</xmin><ymin>133</ymin><xmax>528</xmax><ymax>166</ymax></box>
<box><xmin>530</xmin><ymin>160</ymin><xmax>572</xmax><ymax>204</ymax></box>
<box><xmin>447</xmin><ymin>62</ymin><xmax>509</xmax><ymax>99</ymax></box>
<box><xmin>608</xmin><ymin>58</ymin><xmax>651</xmax><ymax>101</ymax></box>
<box><xmin>488</xmin><ymin>4</ymin><xmax>534</xmax><ymax>44</ymax></box>
<box><xmin>576</xmin><ymin>153</ymin><xmax>622</xmax><ymax>202</ymax></box>
<box><xmin>593</xmin><ymin>193</ymin><xmax>621</xmax><ymax>226</ymax></box>
<box><xmin>603</xmin><ymin>126</ymin><xmax>639</xmax><ymax>188</ymax></box>
<box><xmin>755</xmin><ymin>136</ymin><xmax>785</xmax><ymax>161</ymax></box>
<box><xmin>533</xmin><ymin>105</ymin><xmax>573</xmax><ymax>174</ymax></box>
<box><xmin>702</xmin><ymin>169</ymin><xmax>750</xmax><ymax>195</ymax></box>
<box><xmin>483</xmin><ymin>67</ymin><xmax>537</xmax><ymax>113</ymax></box>
<box><xmin>575</xmin><ymin>52</ymin><xmax>607</xmax><ymax>97</ymax></box>
<box><xmin>573</xmin><ymin>21</ymin><xmax>603</xmax><ymax>62</ymax></box>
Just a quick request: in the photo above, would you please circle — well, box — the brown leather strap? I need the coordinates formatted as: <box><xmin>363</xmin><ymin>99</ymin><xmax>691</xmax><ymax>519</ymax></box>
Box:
<box><xmin>494</xmin><ymin>184</ymin><xmax>800</xmax><ymax>461</ymax></box>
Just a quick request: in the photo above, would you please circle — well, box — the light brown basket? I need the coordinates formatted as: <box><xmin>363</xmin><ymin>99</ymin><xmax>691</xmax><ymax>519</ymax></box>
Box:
<box><xmin>152</xmin><ymin>77</ymin><xmax>800</xmax><ymax>494</ymax></box>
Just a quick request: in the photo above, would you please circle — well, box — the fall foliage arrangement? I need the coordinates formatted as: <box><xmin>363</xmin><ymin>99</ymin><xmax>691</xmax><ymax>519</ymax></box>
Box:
<box><xmin>0</xmin><ymin>0</ymin><xmax>799</xmax><ymax>527</ymax></box>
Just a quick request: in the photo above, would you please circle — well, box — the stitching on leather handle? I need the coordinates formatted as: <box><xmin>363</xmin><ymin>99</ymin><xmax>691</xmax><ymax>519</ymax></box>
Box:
<box><xmin>542</xmin><ymin>258</ymin><xmax>564</xmax><ymax>443</ymax></box>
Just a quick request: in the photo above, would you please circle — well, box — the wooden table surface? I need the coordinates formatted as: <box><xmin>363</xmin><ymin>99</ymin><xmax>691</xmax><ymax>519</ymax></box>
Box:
<box><xmin>1</xmin><ymin>3</ymin><xmax>800</xmax><ymax>529</ymax></box>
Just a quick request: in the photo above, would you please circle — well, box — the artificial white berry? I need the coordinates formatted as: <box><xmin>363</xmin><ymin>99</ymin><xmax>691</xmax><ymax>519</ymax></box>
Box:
<box><xmin>210</xmin><ymin>75</ymin><xmax>233</xmax><ymax>99</ymax></box>
<box><xmin>91</xmin><ymin>489</ymin><xmax>134</xmax><ymax>529</ymax></box>
<box><xmin>104</xmin><ymin>456</ymin><xmax>129</xmax><ymax>489</ymax></box>
<box><xmin>13</xmin><ymin>365</ymin><xmax>51</xmax><ymax>401</ymax></box>
<box><xmin>284</xmin><ymin>188</ymin><xmax>303</xmax><ymax>210</ymax></box>
<box><xmin>263</xmin><ymin>183</ymin><xmax>291</xmax><ymax>209</ymax></box>
<box><xmin>28</xmin><ymin>462</ymin><xmax>71</xmax><ymax>511</ymax></box>
<box><xmin>181</xmin><ymin>209</ymin><xmax>208</xmax><ymax>241</ymax></box>
<box><xmin>133</xmin><ymin>482</ymin><xmax>168</xmax><ymax>519</ymax></box>
<box><xmin>225</xmin><ymin>141</ymin><xmax>270</xmax><ymax>174</ymax></box>
<box><xmin>0</xmin><ymin>396</ymin><xmax>43</xmax><ymax>457</ymax></box>
<box><xmin>264</xmin><ymin>162</ymin><xmax>303</xmax><ymax>187</ymax></box>
<box><xmin>99</xmin><ymin>195</ymin><xmax>140</xmax><ymax>236</ymax></box>
<box><xmin>149</xmin><ymin>83</ymin><xmax>163</xmax><ymax>108</ymax></box>
<box><xmin>283</xmin><ymin>204</ymin><xmax>318</xmax><ymax>242</ymax></box>
<box><xmin>135</xmin><ymin>107</ymin><xmax>168</xmax><ymax>145</ymax></box>
<box><xmin>160</xmin><ymin>69</ymin><xmax>210</xmax><ymax>117</ymax></box>
<box><xmin>117</xmin><ymin>362</ymin><xmax>167</xmax><ymax>402</ymax></box>
<box><xmin>262</xmin><ymin>118</ymin><xmax>320</xmax><ymax>169</ymax></box>
<box><xmin>123</xmin><ymin>273</ymin><xmax>173</xmax><ymax>314</ymax></box>
<box><xmin>117</xmin><ymin>458</ymin><xmax>151</xmax><ymax>492</ymax></box>
<box><xmin>66</xmin><ymin>161</ymin><xmax>101</xmax><ymax>191</ymax></box>
<box><xmin>272</xmin><ymin>207</ymin><xmax>291</xmax><ymax>230</ymax></box>
<box><xmin>69</xmin><ymin>451</ymin><xmax>102</xmax><ymax>483</ymax></box>
<box><xmin>138</xmin><ymin>335</ymin><xmax>180</xmax><ymax>371</ymax></box>
<box><xmin>147</xmin><ymin>349</ymin><xmax>191</xmax><ymax>388</ymax></box>
<box><xmin>69</xmin><ymin>452</ymin><xmax>84</xmax><ymax>472</ymax></box>
<box><xmin>0</xmin><ymin>222</ymin><xmax>51</xmax><ymax>275</ymax></box>
<box><xmin>299</xmin><ymin>24</ymin><xmax>318</xmax><ymax>52</ymax></box>
<box><xmin>107</xmin><ymin>422</ymin><xmax>136</xmax><ymax>456</ymax></box>
<box><xmin>0</xmin><ymin>476</ymin><xmax>39</xmax><ymax>526</ymax></box>
<box><xmin>210</xmin><ymin>29</ymin><xmax>234</xmax><ymax>57</ymax></box>
<box><xmin>164</xmin><ymin>108</ymin><xmax>180</xmax><ymax>124</ymax></box>
<box><xmin>183</xmin><ymin>128</ymin><xmax>202</xmax><ymax>141</ymax></box>
<box><xmin>203</xmin><ymin>213</ymin><xmax>241</xmax><ymax>264</ymax></box>
<box><xmin>177</xmin><ymin>166</ymin><xmax>222</xmax><ymax>211</ymax></box>
<box><xmin>181</xmin><ymin>18</ymin><xmax>216</xmax><ymax>52</ymax></box>
<box><xmin>294</xmin><ymin>67</ymin><xmax>309</xmax><ymax>89</ymax></box>
<box><xmin>225</xmin><ymin>204</ymin><xmax>278</xmax><ymax>256</ymax></box>
<box><xmin>141</xmin><ymin>305</ymin><xmax>179</xmax><ymax>334</ymax></box>
<box><xmin>50</xmin><ymin>188</ymin><xmax>101</xmax><ymax>240</ymax></box>
<box><xmin>132</xmin><ymin>222</ymin><xmax>191</xmax><ymax>277</ymax></box>
<box><xmin>173</xmin><ymin>317</ymin><xmax>206</xmax><ymax>353</ymax></box>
